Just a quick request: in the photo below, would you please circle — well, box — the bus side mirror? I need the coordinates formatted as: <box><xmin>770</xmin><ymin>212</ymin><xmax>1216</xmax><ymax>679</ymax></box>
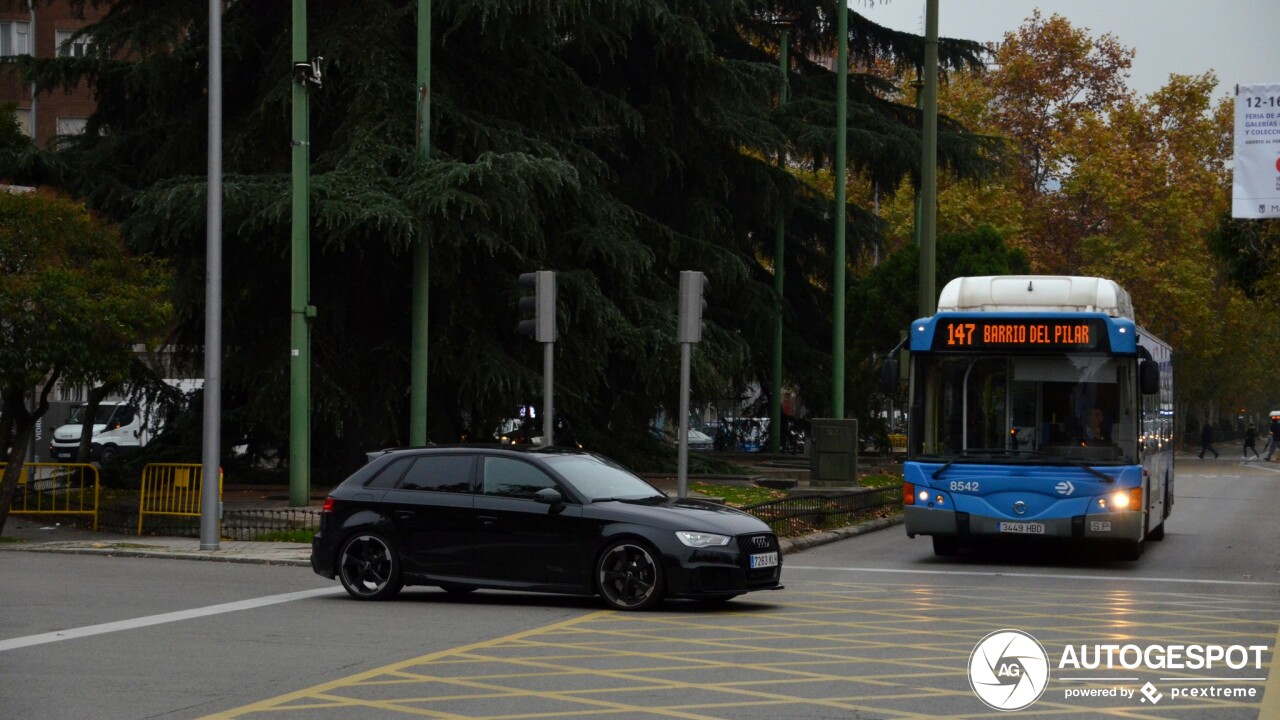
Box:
<box><xmin>1140</xmin><ymin>360</ymin><xmax>1159</xmax><ymax>395</ymax></box>
<box><xmin>880</xmin><ymin>355</ymin><xmax>900</xmax><ymax>395</ymax></box>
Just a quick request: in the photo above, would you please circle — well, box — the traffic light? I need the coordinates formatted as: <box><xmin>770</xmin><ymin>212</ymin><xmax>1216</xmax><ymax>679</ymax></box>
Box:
<box><xmin>517</xmin><ymin>271</ymin><xmax>556</xmax><ymax>342</ymax></box>
<box><xmin>678</xmin><ymin>270</ymin><xmax>708</xmax><ymax>343</ymax></box>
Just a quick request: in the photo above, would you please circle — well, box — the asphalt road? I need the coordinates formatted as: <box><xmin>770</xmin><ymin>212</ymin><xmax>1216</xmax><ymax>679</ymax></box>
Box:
<box><xmin>2</xmin><ymin>456</ymin><xmax>1278</xmax><ymax>720</ymax></box>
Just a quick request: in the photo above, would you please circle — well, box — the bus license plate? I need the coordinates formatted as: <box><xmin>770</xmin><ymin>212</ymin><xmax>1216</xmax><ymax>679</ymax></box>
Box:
<box><xmin>998</xmin><ymin>522</ymin><xmax>1045</xmax><ymax>535</ymax></box>
<box><xmin>750</xmin><ymin>552</ymin><xmax>779</xmax><ymax>569</ymax></box>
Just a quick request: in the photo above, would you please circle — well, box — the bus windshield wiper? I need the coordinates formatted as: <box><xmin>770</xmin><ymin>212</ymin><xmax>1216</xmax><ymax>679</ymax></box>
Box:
<box><xmin>931</xmin><ymin>449</ymin><xmax>1048</xmax><ymax>480</ymax></box>
<box><xmin>932</xmin><ymin>453</ymin><xmax>975</xmax><ymax>480</ymax></box>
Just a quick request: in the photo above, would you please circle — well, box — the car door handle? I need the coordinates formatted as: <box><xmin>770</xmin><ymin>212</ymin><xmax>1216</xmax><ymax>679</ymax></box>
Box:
<box><xmin>394</xmin><ymin>510</ymin><xmax>414</xmax><ymax>519</ymax></box>
<box><xmin>477</xmin><ymin>515</ymin><xmax>498</xmax><ymax>526</ymax></box>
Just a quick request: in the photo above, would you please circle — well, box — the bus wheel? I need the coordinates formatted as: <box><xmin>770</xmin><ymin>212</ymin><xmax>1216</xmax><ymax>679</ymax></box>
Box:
<box><xmin>1115</xmin><ymin>540</ymin><xmax>1143</xmax><ymax>561</ymax></box>
<box><xmin>932</xmin><ymin>536</ymin><xmax>961</xmax><ymax>557</ymax></box>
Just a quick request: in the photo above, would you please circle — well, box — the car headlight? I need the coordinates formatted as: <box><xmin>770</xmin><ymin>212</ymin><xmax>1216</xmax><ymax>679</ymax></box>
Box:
<box><xmin>676</xmin><ymin>531</ymin><xmax>732</xmax><ymax>548</ymax></box>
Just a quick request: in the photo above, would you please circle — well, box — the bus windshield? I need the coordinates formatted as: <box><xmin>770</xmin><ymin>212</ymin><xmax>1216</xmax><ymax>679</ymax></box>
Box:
<box><xmin>908</xmin><ymin>353</ymin><xmax>1138</xmax><ymax>465</ymax></box>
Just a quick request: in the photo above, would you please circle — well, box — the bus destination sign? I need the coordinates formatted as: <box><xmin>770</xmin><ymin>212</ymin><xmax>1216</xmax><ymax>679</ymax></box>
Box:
<box><xmin>932</xmin><ymin>318</ymin><xmax>1109</xmax><ymax>352</ymax></box>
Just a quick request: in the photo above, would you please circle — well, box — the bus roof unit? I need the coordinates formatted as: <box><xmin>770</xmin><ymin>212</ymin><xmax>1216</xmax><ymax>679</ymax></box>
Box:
<box><xmin>936</xmin><ymin>276</ymin><xmax>1134</xmax><ymax>320</ymax></box>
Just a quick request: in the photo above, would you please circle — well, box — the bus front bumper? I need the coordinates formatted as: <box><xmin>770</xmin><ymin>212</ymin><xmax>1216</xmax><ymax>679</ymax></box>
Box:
<box><xmin>904</xmin><ymin>505</ymin><xmax>1144</xmax><ymax>542</ymax></box>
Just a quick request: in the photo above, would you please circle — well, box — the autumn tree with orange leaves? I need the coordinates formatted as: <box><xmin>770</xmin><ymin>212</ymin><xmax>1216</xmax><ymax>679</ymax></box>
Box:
<box><xmin>863</xmin><ymin>11</ymin><xmax>1280</xmax><ymax>426</ymax></box>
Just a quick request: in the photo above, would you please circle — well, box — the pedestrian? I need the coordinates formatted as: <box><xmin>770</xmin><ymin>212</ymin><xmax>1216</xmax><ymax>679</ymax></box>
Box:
<box><xmin>1197</xmin><ymin>419</ymin><xmax>1218</xmax><ymax>459</ymax></box>
<box><xmin>1268</xmin><ymin>417</ymin><xmax>1280</xmax><ymax>462</ymax></box>
<box><xmin>1244</xmin><ymin>423</ymin><xmax>1261</xmax><ymax>459</ymax></box>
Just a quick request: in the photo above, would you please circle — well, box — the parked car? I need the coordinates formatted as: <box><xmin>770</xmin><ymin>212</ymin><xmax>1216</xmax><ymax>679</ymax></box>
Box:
<box><xmin>310</xmin><ymin>446</ymin><xmax>783</xmax><ymax>610</ymax></box>
<box><xmin>686</xmin><ymin>429</ymin><xmax>714</xmax><ymax>450</ymax></box>
<box><xmin>49</xmin><ymin>402</ymin><xmax>145</xmax><ymax>465</ymax></box>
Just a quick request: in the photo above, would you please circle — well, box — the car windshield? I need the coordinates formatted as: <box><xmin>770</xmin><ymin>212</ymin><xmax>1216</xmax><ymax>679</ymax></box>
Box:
<box><xmin>66</xmin><ymin>405</ymin><xmax>119</xmax><ymax>425</ymax></box>
<box><xmin>541</xmin><ymin>454</ymin><xmax>666</xmax><ymax>502</ymax></box>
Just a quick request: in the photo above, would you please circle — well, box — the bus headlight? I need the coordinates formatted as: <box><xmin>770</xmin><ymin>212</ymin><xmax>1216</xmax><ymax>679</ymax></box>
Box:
<box><xmin>1111</xmin><ymin>491</ymin><xmax>1130</xmax><ymax>509</ymax></box>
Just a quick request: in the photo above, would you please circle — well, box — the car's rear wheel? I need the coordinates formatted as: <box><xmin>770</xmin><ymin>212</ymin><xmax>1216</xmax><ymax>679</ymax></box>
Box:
<box><xmin>596</xmin><ymin>540</ymin><xmax>664</xmax><ymax>611</ymax></box>
<box><xmin>337</xmin><ymin>533</ymin><xmax>403</xmax><ymax>600</ymax></box>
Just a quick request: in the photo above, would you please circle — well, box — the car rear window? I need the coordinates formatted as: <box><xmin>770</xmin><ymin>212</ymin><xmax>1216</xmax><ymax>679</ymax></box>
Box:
<box><xmin>399</xmin><ymin>455</ymin><xmax>474</xmax><ymax>493</ymax></box>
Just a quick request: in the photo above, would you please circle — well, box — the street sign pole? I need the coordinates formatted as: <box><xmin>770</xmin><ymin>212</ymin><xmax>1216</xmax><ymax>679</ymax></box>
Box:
<box><xmin>543</xmin><ymin>341</ymin><xmax>554</xmax><ymax>445</ymax></box>
<box><xmin>200</xmin><ymin>0</ymin><xmax>222</xmax><ymax>550</ymax></box>
<box><xmin>677</xmin><ymin>341</ymin><xmax>691</xmax><ymax>499</ymax></box>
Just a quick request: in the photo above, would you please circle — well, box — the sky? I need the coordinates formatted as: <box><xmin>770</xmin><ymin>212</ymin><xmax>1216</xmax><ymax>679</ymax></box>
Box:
<box><xmin>854</xmin><ymin>0</ymin><xmax>1280</xmax><ymax>98</ymax></box>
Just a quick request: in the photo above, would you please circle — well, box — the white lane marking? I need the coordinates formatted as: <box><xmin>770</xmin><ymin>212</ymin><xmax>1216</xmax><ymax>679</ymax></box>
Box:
<box><xmin>785</xmin><ymin>565</ymin><xmax>1280</xmax><ymax>587</ymax></box>
<box><xmin>0</xmin><ymin>586</ymin><xmax>343</xmax><ymax>652</ymax></box>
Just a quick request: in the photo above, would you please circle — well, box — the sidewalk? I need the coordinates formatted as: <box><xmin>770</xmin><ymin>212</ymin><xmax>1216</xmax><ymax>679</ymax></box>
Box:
<box><xmin>0</xmin><ymin>516</ymin><xmax>314</xmax><ymax>566</ymax></box>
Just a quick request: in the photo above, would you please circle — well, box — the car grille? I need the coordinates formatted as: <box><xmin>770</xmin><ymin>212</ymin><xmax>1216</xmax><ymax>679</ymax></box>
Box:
<box><xmin>736</xmin><ymin>533</ymin><xmax>781</xmax><ymax>586</ymax></box>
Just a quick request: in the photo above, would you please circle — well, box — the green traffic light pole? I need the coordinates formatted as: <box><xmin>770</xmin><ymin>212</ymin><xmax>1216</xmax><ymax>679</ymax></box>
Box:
<box><xmin>919</xmin><ymin>0</ymin><xmax>939</xmax><ymax>318</ymax></box>
<box><xmin>832</xmin><ymin>0</ymin><xmax>848</xmax><ymax>419</ymax></box>
<box><xmin>409</xmin><ymin>0</ymin><xmax>432</xmax><ymax>447</ymax></box>
<box><xmin>289</xmin><ymin>0</ymin><xmax>312</xmax><ymax>508</ymax></box>
<box><xmin>769</xmin><ymin>28</ymin><xmax>789</xmax><ymax>454</ymax></box>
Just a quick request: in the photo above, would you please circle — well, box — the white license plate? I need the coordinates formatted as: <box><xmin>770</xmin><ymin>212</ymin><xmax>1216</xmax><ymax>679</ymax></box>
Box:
<box><xmin>998</xmin><ymin>522</ymin><xmax>1045</xmax><ymax>535</ymax></box>
<box><xmin>750</xmin><ymin>552</ymin><xmax>779</xmax><ymax>569</ymax></box>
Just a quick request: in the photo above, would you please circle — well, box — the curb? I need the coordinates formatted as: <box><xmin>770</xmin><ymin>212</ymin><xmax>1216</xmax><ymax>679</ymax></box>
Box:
<box><xmin>780</xmin><ymin>513</ymin><xmax>903</xmax><ymax>554</ymax></box>
<box><xmin>0</xmin><ymin>541</ymin><xmax>312</xmax><ymax>567</ymax></box>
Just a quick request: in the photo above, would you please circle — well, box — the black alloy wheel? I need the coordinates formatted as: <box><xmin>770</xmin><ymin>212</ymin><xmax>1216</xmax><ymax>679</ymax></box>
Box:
<box><xmin>337</xmin><ymin>533</ymin><xmax>403</xmax><ymax>600</ymax></box>
<box><xmin>596</xmin><ymin>540</ymin><xmax>664</xmax><ymax>611</ymax></box>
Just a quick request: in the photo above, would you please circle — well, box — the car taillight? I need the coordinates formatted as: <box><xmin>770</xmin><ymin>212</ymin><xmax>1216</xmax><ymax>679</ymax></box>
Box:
<box><xmin>322</xmin><ymin>497</ymin><xmax>337</xmax><ymax>513</ymax></box>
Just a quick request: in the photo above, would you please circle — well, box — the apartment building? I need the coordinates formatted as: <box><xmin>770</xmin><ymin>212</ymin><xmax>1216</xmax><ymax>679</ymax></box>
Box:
<box><xmin>0</xmin><ymin>0</ymin><xmax>103</xmax><ymax>148</ymax></box>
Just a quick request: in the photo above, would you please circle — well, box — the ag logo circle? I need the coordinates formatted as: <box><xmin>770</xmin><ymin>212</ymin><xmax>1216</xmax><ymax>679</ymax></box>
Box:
<box><xmin>969</xmin><ymin>629</ymin><xmax>1050</xmax><ymax>711</ymax></box>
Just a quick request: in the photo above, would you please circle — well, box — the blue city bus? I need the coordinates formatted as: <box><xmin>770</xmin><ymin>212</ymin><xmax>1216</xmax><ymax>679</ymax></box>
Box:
<box><xmin>887</xmin><ymin>276</ymin><xmax>1174</xmax><ymax>560</ymax></box>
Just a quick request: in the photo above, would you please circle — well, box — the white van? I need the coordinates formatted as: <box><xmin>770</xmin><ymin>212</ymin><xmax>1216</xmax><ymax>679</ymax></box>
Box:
<box><xmin>49</xmin><ymin>402</ymin><xmax>150</xmax><ymax>466</ymax></box>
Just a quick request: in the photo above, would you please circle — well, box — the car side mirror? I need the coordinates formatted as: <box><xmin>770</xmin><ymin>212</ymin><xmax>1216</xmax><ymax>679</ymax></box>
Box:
<box><xmin>534</xmin><ymin>487</ymin><xmax>565</xmax><ymax>514</ymax></box>
<box><xmin>1140</xmin><ymin>360</ymin><xmax>1159</xmax><ymax>395</ymax></box>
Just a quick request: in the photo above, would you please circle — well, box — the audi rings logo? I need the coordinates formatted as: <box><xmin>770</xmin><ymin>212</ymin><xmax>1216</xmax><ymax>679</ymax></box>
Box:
<box><xmin>969</xmin><ymin>630</ymin><xmax>1051</xmax><ymax>711</ymax></box>
<box><xmin>752</xmin><ymin>536</ymin><xmax>770</xmax><ymax>549</ymax></box>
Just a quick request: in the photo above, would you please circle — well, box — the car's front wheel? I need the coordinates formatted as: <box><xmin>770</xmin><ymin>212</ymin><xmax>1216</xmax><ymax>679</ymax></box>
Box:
<box><xmin>97</xmin><ymin>444</ymin><xmax>118</xmax><ymax>467</ymax></box>
<box><xmin>596</xmin><ymin>540</ymin><xmax>664</xmax><ymax>611</ymax></box>
<box><xmin>337</xmin><ymin>533</ymin><xmax>403</xmax><ymax>600</ymax></box>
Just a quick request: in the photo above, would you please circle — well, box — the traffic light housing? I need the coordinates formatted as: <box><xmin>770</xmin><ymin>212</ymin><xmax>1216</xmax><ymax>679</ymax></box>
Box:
<box><xmin>678</xmin><ymin>270</ymin><xmax>708</xmax><ymax>343</ymax></box>
<box><xmin>517</xmin><ymin>271</ymin><xmax>556</xmax><ymax>342</ymax></box>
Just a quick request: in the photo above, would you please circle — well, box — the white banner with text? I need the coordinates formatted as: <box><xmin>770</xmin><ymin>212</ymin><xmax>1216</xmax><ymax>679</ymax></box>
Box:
<box><xmin>1233</xmin><ymin>83</ymin><xmax>1280</xmax><ymax>219</ymax></box>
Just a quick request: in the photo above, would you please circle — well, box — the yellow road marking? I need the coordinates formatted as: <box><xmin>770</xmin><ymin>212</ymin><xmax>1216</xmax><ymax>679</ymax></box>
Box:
<box><xmin>199</xmin><ymin>611</ymin><xmax>612</xmax><ymax>720</ymax></box>
<box><xmin>1261</xmin><ymin>620</ymin><xmax>1280</xmax><ymax>720</ymax></box>
<box><xmin>202</xmin><ymin>583</ymin><xmax>1280</xmax><ymax>720</ymax></box>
